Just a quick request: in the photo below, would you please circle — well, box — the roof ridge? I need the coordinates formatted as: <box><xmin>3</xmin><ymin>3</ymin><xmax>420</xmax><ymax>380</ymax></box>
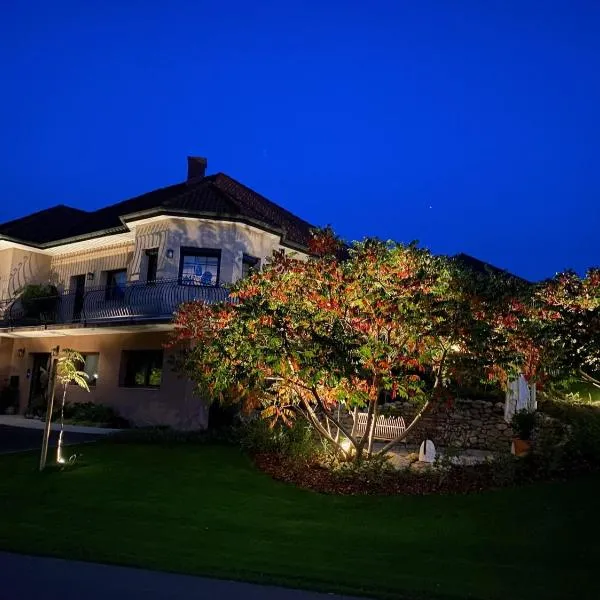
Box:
<box><xmin>214</xmin><ymin>173</ymin><xmax>314</xmax><ymax>227</ymax></box>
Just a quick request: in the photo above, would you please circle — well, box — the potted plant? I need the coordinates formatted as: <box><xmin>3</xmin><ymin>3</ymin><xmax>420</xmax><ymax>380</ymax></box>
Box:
<box><xmin>19</xmin><ymin>284</ymin><xmax>59</xmax><ymax>321</ymax></box>
<box><xmin>511</xmin><ymin>409</ymin><xmax>536</xmax><ymax>456</ymax></box>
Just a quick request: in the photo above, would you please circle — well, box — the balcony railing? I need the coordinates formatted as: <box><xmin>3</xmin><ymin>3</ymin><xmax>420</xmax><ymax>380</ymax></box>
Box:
<box><xmin>0</xmin><ymin>279</ymin><xmax>231</xmax><ymax>328</ymax></box>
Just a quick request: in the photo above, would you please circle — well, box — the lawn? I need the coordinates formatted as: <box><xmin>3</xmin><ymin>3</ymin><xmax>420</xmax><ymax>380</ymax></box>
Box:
<box><xmin>0</xmin><ymin>442</ymin><xmax>598</xmax><ymax>600</ymax></box>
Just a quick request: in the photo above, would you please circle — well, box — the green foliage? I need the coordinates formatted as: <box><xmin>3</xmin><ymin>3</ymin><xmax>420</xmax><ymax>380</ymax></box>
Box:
<box><xmin>172</xmin><ymin>230</ymin><xmax>537</xmax><ymax>460</ymax></box>
<box><xmin>59</xmin><ymin>402</ymin><xmax>129</xmax><ymax>428</ymax></box>
<box><xmin>538</xmin><ymin>398</ymin><xmax>600</xmax><ymax>466</ymax></box>
<box><xmin>334</xmin><ymin>453</ymin><xmax>394</xmax><ymax>483</ymax></box>
<box><xmin>111</xmin><ymin>427</ymin><xmax>215</xmax><ymax>445</ymax></box>
<box><xmin>57</xmin><ymin>349</ymin><xmax>90</xmax><ymax>391</ymax></box>
<box><xmin>511</xmin><ymin>410</ymin><xmax>536</xmax><ymax>440</ymax></box>
<box><xmin>0</xmin><ymin>386</ymin><xmax>19</xmax><ymax>414</ymax></box>
<box><xmin>535</xmin><ymin>268</ymin><xmax>600</xmax><ymax>389</ymax></box>
<box><xmin>239</xmin><ymin>418</ymin><xmax>320</xmax><ymax>463</ymax></box>
<box><xmin>18</xmin><ymin>284</ymin><xmax>59</xmax><ymax>318</ymax></box>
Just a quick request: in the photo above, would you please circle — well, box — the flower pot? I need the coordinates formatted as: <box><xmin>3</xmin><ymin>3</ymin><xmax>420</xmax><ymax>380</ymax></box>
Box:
<box><xmin>511</xmin><ymin>437</ymin><xmax>531</xmax><ymax>457</ymax></box>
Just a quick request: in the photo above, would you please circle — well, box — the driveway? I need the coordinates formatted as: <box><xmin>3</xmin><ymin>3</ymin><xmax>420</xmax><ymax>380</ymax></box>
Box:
<box><xmin>0</xmin><ymin>552</ymin><xmax>365</xmax><ymax>600</ymax></box>
<box><xmin>0</xmin><ymin>424</ymin><xmax>104</xmax><ymax>454</ymax></box>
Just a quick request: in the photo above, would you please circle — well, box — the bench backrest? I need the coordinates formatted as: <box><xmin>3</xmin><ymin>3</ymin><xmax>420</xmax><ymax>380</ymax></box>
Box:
<box><xmin>353</xmin><ymin>412</ymin><xmax>406</xmax><ymax>440</ymax></box>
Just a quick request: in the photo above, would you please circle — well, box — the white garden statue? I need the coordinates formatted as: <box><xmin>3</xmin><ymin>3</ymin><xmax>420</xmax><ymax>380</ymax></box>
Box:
<box><xmin>419</xmin><ymin>439</ymin><xmax>436</xmax><ymax>463</ymax></box>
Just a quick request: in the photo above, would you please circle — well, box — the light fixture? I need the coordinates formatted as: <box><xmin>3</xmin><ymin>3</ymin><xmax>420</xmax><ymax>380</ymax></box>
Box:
<box><xmin>87</xmin><ymin>272</ymin><xmax>95</xmax><ymax>281</ymax></box>
<box><xmin>16</xmin><ymin>348</ymin><xmax>26</xmax><ymax>358</ymax></box>
<box><xmin>51</xmin><ymin>345</ymin><xmax>60</xmax><ymax>357</ymax></box>
<box><xmin>166</xmin><ymin>249</ymin><xmax>174</xmax><ymax>259</ymax></box>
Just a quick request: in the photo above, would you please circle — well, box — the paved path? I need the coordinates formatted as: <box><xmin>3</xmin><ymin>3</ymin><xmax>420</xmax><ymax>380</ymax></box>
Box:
<box><xmin>0</xmin><ymin>552</ymin><xmax>365</xmax><ymax>600</ymax></box>
<box><xmin>0</xmin><ymin>424</ymin><xmax>104</xmax><ymax>454</ymax></box>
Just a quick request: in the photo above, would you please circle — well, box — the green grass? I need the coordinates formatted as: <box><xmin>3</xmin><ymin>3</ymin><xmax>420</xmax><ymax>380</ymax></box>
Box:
<box><xmin>0</xmin><ymin>443</ymin><xmax>598</xmax><ymax>600</ymax></box>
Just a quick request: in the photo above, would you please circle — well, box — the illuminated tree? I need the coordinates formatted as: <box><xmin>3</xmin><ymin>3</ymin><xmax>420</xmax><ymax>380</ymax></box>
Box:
<box><xmin>55</xmin><ymin>349</ymin><xmax>90</xmax><ymax>464</ymax></box>
<box><xmin>535</xmin><ymin>269</ymin><xmax>600</xmax><ymax>390</ymax></box>
<box><xmin>172</xmin><ymin>230</ymin><xmax>535</xmax><ymax>461</ymax></box>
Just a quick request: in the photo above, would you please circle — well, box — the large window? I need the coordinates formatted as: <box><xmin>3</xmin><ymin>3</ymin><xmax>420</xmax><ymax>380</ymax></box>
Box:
<box><xmin>242</xmin><ymin>254</ymin><xmax>260</xmax><ymax>279</ymax></box>
<box><xmin>71</xmin><ymin>353</ymin><xmax>99</xmax><ymax>387</ymax></box>
<box><xmin>105</xmin><ymin>269</ymin><xmax>127</xmax><ymax>301</ymax></box>
<box><xmin>179</xmin><ymin>248</ymin><xmax>220</xmax><ymax>286</ymax></box>
<box><xmin>121</xmin><ymin>350</ymin><xmax>163</xmax><ymax>388</ymax></box>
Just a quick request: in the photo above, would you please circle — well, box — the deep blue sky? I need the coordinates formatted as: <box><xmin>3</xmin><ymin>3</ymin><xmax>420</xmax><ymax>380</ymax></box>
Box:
<box><xmin>1</xmin><ymin>1</ymin><xmax>598</xmax><ymax>281</ymax></box>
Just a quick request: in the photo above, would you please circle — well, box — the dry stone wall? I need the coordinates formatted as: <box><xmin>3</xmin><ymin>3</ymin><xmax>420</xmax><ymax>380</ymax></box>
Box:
<box><xmin>382</xmin><ymin>399</ymin><xmax>513</xmax><ymax>451</ymax></box>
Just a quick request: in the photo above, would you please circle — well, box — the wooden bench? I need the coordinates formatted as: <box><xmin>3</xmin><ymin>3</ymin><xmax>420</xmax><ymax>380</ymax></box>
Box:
<box><xmin>353</xmin><ymin>412</ymin><xmax>406</xmax><ymax>441</ymax></box>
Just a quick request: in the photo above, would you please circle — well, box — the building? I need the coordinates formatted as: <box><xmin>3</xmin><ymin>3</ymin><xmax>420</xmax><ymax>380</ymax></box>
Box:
<box><xmin>0</xmin><ymin>157</ymin><xmax>314</xmax><ymax>428</ymax></box>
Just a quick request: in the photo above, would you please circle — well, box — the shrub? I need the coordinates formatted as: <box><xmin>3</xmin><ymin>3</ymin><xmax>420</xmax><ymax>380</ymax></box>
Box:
<box><xmin>239</xmin><ymin>418</ymin><xmax>321</xmax><ymax>464</ymax></box>
<box><xmin>537</xmin><ymin>398</ymin><xmax>600</xmax><ymax>468</ymax></box>
<box><xmin>511</xmin><ymin>410</ymin><xmax>536</xmax><ymax>440</ymax></box>
<box><xmin>19</xmin><ymin>284</ymin><xmax>59</xmax><ymax>319</ymax></box>
<box><xmin>111</xmin><ymin>426</ymin><xmax>213</xmax><ymax>445</ymax></box>
<box><xmin>57</xmin><ymin>402</ymin><xmax>130</xmax><ymax>428</ymax></box>
<box><xmin>0</xmin><ymin>386</ymin><xmax>19</xmax><ymax>414</ymax></box>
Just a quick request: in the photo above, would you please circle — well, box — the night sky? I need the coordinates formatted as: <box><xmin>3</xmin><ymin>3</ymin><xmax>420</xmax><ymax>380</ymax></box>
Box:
<box><xmin>1</xmin><ymin>1</ymin><xmax>598</xmax><ymax>281</ymax></box>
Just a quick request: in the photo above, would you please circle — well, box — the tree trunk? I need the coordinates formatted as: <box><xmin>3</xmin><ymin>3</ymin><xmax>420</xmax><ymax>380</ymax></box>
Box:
<box><xmin>367</xmin><ymin>401</ymin><xmax>379</xmax><ymax>457</ymax></box>
<box><xmin>56</xmin><ymin>384</ymin><xmax>68</xmax><ymax>464</ymax></box>
<box><xmin>300</xmin><ymin>399</ymin><xmax>350</xmax><ymax>460</ymax></box>
<box><xmin>356</xmin><ymin>399</ymin><xmax>376</xmax><ymax>458</ymax></box>
<box><xmin>377</xmin><ymin>399</ymin><xmax>432</xmax><ymax>455</ymax></box>
<box><xmin>39</xmin><ymin>359</ymin><xmax>58</xmax><ymax>472</ymax></box>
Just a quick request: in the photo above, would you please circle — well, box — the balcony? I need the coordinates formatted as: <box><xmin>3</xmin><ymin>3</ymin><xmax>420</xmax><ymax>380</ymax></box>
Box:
<box><xmin>0</xmin><ymin>279</ymin><xmax>231</xmax><ymax>330</ymax></box>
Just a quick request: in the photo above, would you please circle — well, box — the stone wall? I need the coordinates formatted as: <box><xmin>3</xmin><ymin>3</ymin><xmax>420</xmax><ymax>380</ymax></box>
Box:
<box><xmin>382</xmin><ymin>399</ymin><xmax>513</xmax><ymax>451</ymax></box>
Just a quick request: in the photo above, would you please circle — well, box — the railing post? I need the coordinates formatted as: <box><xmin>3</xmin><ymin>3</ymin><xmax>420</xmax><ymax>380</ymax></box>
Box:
<box><xmin>82</xmin><ymin>289</ymin><xmax>87</xmax><ymax>325</ymax></box>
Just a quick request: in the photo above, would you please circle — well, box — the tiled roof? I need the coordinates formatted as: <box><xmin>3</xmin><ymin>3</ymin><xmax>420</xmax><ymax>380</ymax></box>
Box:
<box><xmin>0</xmin><ymin>205</ymin><xmax>90</xmax><ymax>244</ymax></box>
<box><xmin>0</xmin><ymin>173</ymin><xmax>315</xmax><ymax>249</ymax></box>
<box><xmin>454</xmin><ymin>253</ymin><xmax>528</xmax><ymax>282</ymax></box>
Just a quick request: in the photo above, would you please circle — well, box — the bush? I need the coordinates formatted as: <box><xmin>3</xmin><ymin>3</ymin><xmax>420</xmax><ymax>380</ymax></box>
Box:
<box><xmin>111</xmin><ymin>426</ymin><xmax>214</xmax><ymax>445</ymax></box>
<box><xmin>57</xmin><ymin>402</ymin><xmax>130</xmax><ymax>428</ymax></box>
<box><xmin>537</xmin><ymin>398</ymin><xmax>600</xmax><ymax>468</ymax></box>
<box><xmin>0</xmin><ymin>386</ymin><xmax>19</xmax><ymax>414</ymax></box>
<box><xmin>334</xmin><ymin>453</ymin><xmax>394</xmax><ymax>482</ymax></box>
<box><xmin>239</xmin><ymin>418</ymin><xmax>321</xmax><ymax>464</ymax></box>
<box><xmin>511</xmin><ymin>410</ymin><xmax>536</xmax><ymax>440</ymax></box>
<box><xmin>19</xmin><ymin>284</ymin><xmax>59</xmax><ymax>319</ymax></box>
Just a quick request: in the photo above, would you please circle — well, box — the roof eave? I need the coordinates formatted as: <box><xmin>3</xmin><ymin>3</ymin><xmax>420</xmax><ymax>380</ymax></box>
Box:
<box><xmin>121</xmin><ymin>208</ymin><xmax>309</xmax><ymax>252</ymax></box>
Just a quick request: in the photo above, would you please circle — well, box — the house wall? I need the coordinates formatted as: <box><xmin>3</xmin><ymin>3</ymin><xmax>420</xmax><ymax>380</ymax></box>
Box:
<box><xmin>128</xmin><ymin>217</ymin><xmax>306</xmax><ymax>285</ymax></box>
<box><xmin>7</xmin><ymin>331</ymin><xmax>208</xmax><ymax>430</ymax></box>
<box><xmin>49</xmin><ymin>242</ymin><xmax>135</xmax><ymax>291</ymax></box>
<box><xmin>0</xmin><ymin>217</ymin><xmax>307</xmax><ymax>301</ymax></box>
<box><xmin>0</xmin><ymin>247</ymin><xmax>52</xmax><ymax>300</ymax></box>
<box><xmin>0</xmin><ymin>337</ymin><xmax>14</xmax><ymax>388</ymax></box>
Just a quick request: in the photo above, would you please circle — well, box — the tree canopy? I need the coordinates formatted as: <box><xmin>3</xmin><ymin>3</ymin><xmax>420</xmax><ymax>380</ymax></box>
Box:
<box><xmin>171</xmin><ymin>230</ymin><xmax>548</xmax><ymax>460</ymax></box>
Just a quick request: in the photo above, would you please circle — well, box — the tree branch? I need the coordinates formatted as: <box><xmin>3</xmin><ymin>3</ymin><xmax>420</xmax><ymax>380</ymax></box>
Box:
<box><xmin>579</xmin><ymin>368</ymin><xmax>600</xmax><ymax>390</ymax></box>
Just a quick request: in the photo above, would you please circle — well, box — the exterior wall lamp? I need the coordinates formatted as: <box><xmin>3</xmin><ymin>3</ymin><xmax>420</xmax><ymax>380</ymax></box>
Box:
<box><xmin>51</xmin><ymin>345</ymin><xmax>60</xmax><ymax>357</ymax></box>
<box><xmin>166</xmin><ymin>249</ymin><xmax>174</xmax><ymax>259</ymax></box>
<box><xmin>87</xmin><ymin>272</ymin><xmax>95</xmax><ymax>281</ymax></box>
<box><xmin>16</xmin><ymin>348</ymin><xmax>26</xmax><ymax>359</ymax></box>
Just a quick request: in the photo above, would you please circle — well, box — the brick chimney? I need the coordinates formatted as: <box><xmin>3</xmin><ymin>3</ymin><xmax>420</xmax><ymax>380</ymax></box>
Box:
<box><xmin>187</xmin><ymin>156</ymin><xmax>207</xmax><ymax>181</ymax></box>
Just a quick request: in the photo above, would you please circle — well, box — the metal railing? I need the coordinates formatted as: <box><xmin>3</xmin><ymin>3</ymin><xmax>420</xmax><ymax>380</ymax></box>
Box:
<box><xmin>0</xmin><ymin>279</ymin><xmax>231</xmax><ymax>328</ymax></box>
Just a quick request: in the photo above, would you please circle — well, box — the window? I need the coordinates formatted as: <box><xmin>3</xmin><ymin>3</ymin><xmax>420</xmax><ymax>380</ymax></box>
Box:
<box><xmin>105</xmin><ymin>269</ymin><xmax>127</xmax><ymax>301</ymax></box>
<box><xmin>71</xmin><ymin>353</ymin><xmax>99</xmax><ymax>387</ymax></box>
<box><xmin>242</xmin><ymin>254</ymin><xmax>260</xmax><ymax>279</ymax></box>
<box><xmin>121</xmin><ymin>350</ymin><xmax>163</xmax><ymax>388</ymax></box>
<box><xmin>179</xmin><ymin>248</ymin><xmax>220</xmax><ymax>286</ymax></box>
<box><xmin>146</xmin><ymin>249</ymin><xmax>158</xmax><ymax>283</ymax></box>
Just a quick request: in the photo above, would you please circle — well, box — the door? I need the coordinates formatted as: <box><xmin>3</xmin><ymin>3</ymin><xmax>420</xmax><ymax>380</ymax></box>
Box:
<box><xmin>28</xmin><ymin>353</ymin><xmax>51</xmax><ymax>416</ymax></box>
<box><xmin>72</xmin><ymin>274</ymin><xmax>86</xmax><ymax>321</ymax></box>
